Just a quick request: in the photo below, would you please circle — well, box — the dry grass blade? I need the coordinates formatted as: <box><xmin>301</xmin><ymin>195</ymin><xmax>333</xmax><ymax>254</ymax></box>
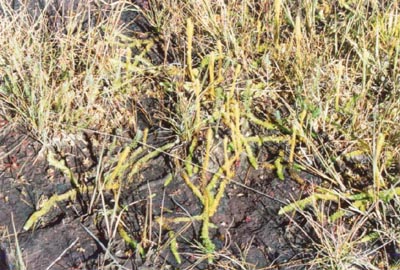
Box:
<box><xmin>1</xmin><ymin>0</ymin><xmax>400</xmax><ymax>269</ymax></box>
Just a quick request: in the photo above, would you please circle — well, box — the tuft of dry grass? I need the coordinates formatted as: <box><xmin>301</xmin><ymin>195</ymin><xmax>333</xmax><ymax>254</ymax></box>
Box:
<box><xmin>0</xmin><ymin>1</ymin><xmax>146</xmax><ymax>145</ymax></box>
<box><xmin>1</xmin><ymin>0</ymin><xmax>400</xmax><ymax>269</ymax></box>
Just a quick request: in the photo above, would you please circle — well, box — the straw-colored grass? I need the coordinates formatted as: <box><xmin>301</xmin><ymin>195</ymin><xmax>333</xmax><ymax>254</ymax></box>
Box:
<box><xmin>1</xmin><ymin>0</ymin><xmax>399</xmax><ymax>269</ymax></box>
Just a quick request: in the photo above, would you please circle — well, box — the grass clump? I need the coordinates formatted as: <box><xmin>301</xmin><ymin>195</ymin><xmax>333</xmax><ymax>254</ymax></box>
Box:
<box><xmin>1</xmin><ymin>0</ymin><xmax>400</xmax><ymax>269</ymax></box>
<box><xmin>0</xmin><ymin>1</ymin><xmax>148</xmax><ymax>143</ymax></box>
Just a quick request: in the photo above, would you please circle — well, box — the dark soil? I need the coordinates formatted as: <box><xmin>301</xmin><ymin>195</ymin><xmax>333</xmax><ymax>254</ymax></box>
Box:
<box><xmin>0</xmin><ymin>122</ymin><xmax>317</xmax><ymax>270</ymax></box>
<box><xmin>132</xmin><ymin>164</ymin><xmax>316</xmax><ymax>270</ymax></box>
<box><xmin>0</xmin><ymin>1</ymin><xmax>318</xmax><ymax>270</ymax></box>
<box><xmin>0</xmin><ymin>124</ymin><xmax>105</xmax><ymax>270</ymax></box>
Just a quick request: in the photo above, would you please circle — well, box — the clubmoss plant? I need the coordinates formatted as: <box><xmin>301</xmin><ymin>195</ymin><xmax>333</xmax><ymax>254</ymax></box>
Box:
<box><xmin>2</xmin><ymin>0</ymin><xmax>400</xmax><ymax>268</ymax></box>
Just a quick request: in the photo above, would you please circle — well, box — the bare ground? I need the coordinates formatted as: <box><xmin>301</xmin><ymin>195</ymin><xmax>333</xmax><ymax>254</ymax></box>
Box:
<box><xmin>0</xmin><ymin>114</ymin><xmax>318</xmax><ymax>270</ymax></box>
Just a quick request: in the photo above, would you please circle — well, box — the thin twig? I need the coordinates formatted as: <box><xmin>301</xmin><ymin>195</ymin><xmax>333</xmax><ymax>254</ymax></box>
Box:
<box><xmin>80</xmin><ymin>224</ymin><xmax>130</xmax><ymax>270</ymax></box>
<box><xmin>11</xmin><ymin>213</ymin><xmax>25</xmax><ymax>270</ymax></box>
<box><xmin>45</xmin><ymin>238</ymin><xmax>79</xmax><ymax>270</ymax></box>
<box><xmin>230</xmin><ymin>179</ymin><xmax>288</xmax><ymax>205</ymax></box>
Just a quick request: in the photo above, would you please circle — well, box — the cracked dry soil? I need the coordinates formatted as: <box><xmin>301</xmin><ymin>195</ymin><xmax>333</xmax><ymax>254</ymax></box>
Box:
<box><xmin>0</xmin><ymin>117</ymin><xmax>316</xmax><ymax>270</ymax></box>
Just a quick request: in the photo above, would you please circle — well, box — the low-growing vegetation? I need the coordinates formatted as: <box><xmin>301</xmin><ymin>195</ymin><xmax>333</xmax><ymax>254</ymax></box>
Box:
<box><xmin>0</xmin><ymin>0</ymin><xmax>399</xmax><ymax>269</ymax></box>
